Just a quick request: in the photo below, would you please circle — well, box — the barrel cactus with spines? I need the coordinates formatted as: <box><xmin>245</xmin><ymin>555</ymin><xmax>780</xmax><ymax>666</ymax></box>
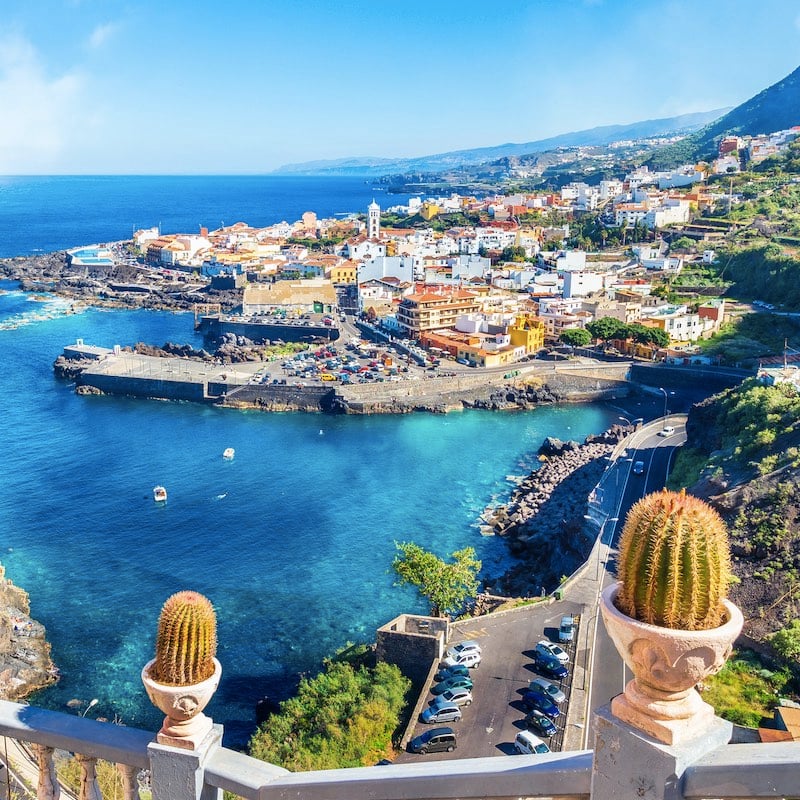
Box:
<box><xmin>615</xmin><ymin>489</ymin><xmax>733</xmax><ymax>631</ymax></box>
<box><xmin>152</xmin><ymin>590</ymin><xmax>217</xmax><ymax>685</ymax></box>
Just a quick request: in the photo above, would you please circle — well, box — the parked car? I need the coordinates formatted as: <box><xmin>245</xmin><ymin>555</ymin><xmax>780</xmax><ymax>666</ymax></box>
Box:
<box><xmin>525</xmin><ymin>709</ymin><xmax>558</xmax><ymax>737</ymax></box>
<box><xmin>434</xmin><ymin>664</ymin><xmax>470</xmax><ymax>682</ymax></box>
<box><xmin>529</xmin><ymin>677</ymin><xmax>566</xmax><ymax>705</ymax></box>
<box><xmin>535</xmin><ymin>640</ymin><xmax>569</xmax><ymax>664</ymax></box>
<box><xmin>430</xmin><ymin>676</ymin><xmax>473</xmax><ymax>695</ymax></box>
<box><xmin>632</xmin><ymin>460</ymin><xmax>645</xmax><ymax>475</ymax></box>
<box><xmin>521</xmin><ymin>690</ymin><xmax>560</xmax><ymax>719</ymax></box>
<box><xmin>532</xmin><ymin>653</ymin><xmax>569</xmax><ymax>680</ymax></box>
<box><xmin>420</xmin><ymin>702</ymin><xmax>462</xmax><ymax>724</ymax></box>
<box><xmin>658</xmin><ymin>425</ymin><xmax>675</xmax><ymax>437</ymax></box>
<box><xmin>514</xmin><ymin>730</ymin><xmax>551</xmax><ymax>755</ymax></box>
<box><xmin>558</xmin><ymin>615</ymin><xmax>575</xmax><ymax>643</ymax></box>
<box><xmin>430</xmin><ymin>688</ymin><xmax>473</xmax><ymax>707</ymax></box>
<box><xmin>443</xmin><ymin>650</ymin><xmax>481</xmax><ymax>669</ymax></box>
<box><xmin>409</xmin><ymin>727</ymin><xmax>457</xmax><ymax>754</ymax></box>
<box><xmin>446</xmin><ymin>640</ymin><xmax>481</xmax><ymax>659</ymax></box>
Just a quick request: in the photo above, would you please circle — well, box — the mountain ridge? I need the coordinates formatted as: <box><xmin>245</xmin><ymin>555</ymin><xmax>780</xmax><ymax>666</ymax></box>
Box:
<box><xmin>646</xmin><ymin>63</ymin><xmax>800</xmax><ymax>169</ymax></box>
<box><xmin>273</xmin><ymin>108</ymin><xmax>728</xmax><ymax>176</ymax></box>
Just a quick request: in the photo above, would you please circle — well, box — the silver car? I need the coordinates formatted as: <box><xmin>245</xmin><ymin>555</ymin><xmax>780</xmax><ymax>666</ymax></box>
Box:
<box><xmin>421</xmin><ymin>701</ymin><xmax>462</xmax><ymax>724</ymax></box>
<box><xmin>529</xmin><ymin>676</ymin><xmax>566</xmax><ymax>705</ymax></box>
<box><xmin>429</xmin><ymin>688</ymin><xmax>473</xmax><ymax>707</ymax></box>
<box><xmin>535</xmin><ymin>640</ymin><xmax>569</xmax><ymax>664</ymax></box>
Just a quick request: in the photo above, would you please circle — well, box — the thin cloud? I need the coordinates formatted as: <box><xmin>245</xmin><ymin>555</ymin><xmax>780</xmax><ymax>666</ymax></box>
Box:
<box><xmin>88</xmin><ymin>22</ymin><xmax>119</xmax><ymax>49</ymax></box>
<box><xmin>0</xmin><ymin>36</ymin><xmax>85</xmax><ymax>172</ymax></box>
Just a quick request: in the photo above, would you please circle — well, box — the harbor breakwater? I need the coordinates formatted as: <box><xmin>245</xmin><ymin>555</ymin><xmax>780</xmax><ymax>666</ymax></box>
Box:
<box><xmin>55</xmin><ymin>347</ymin><xmax>633</xmax><ymax>414</ymax></box>
<box><xmin>480</xmin><ymin>427</ymin><xmax>626</xmax><ymax>597</ymax></box>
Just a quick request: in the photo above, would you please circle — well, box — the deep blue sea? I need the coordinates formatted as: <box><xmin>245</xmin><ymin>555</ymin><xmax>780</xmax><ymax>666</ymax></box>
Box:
<box><xmin>0</xmin><ymin>176</ymin><xmax>617</xmax><ymax>748</ymax></box>
<box><xmin>0</xmin><ymin>175</ymin><xmax>417</xmax><ymax>258</ymax></box>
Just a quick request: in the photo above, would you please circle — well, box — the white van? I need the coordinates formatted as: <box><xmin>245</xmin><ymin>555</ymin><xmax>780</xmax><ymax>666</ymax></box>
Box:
<box><xmin>514</xmin><ymin>730</ymin><xmax>551</xmax><ymax>755</ymax></box>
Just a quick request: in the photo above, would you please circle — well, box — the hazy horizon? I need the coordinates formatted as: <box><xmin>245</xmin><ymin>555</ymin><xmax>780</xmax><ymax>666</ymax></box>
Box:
<box><xmin>2</xmin><ymin>0</ymin><xmax>799</xmax><ymax>175</ymax></box>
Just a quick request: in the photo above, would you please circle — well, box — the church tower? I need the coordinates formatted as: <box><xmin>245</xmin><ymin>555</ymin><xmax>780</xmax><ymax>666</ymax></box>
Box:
<box><xmin>367</xmin><ymin>199</ymin><xmax>380</xmax><ymax>240</ymax></box>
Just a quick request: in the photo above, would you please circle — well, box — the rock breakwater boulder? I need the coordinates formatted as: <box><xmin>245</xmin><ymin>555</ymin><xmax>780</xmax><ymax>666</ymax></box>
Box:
<box><xmin>483</xmin><ymin>426</ymin><xmax>626</xmax><ymax>596</ymax></box>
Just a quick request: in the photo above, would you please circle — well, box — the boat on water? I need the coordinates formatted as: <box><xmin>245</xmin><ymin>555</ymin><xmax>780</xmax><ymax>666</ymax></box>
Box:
<box><xmin>222</xmin><ymin>448</ymin><xmax>235</xmax><ymax>460</ymax></box>
<box><xmin>153</xmin><ymin>485</ymin><xmax>167</xmax><ymax>502</ymax></box>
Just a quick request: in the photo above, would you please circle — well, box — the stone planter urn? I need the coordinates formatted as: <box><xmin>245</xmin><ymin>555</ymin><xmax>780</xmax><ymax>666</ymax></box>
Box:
<box><xmin>142</xmin><ymin>657</ymin><xmax>222</xmax><ymax>750</ymax></box>
<box><xmin>600</xmin><ymin>582</ymin><xmax>743</xmax><ymax>745</ymax></box>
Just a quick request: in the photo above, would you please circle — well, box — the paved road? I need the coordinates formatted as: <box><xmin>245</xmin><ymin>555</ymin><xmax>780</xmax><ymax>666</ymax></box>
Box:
<box><xmin>583</xmin><ymin>415</ymin><xmax>688</xmax><ymax>748</ymax></box>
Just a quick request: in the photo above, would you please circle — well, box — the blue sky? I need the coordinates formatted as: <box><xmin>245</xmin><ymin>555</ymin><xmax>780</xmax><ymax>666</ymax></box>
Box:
<box><xmin>2</xmin><ymin>0</ymin><xmax>799</xmax><ymax>174</ymax></box>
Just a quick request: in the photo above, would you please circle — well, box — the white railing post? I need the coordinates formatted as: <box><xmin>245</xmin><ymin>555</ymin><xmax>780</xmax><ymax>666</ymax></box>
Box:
<box><xmin>75</xmin><ymin>754</ymin><xmax>102</xmax><ymax>800</ymax></box>
<box><xmin>117</xmin><ymin>763</ymin><xmax>141</xmax><ymax>800</ymax></box>
<box><xmin>147</xmin><ymin>724</ymin><xmax>222</xmax><ymax>800</ymax></box>
<box><xmin>33</xmin><ymin>744</ymin><xmax>60</xmax><ymax>800</ymax></box>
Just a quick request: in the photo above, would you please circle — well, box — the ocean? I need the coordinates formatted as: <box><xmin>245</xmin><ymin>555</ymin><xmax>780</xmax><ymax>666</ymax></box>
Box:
<box><xmin>0</xmin><ymin>176</ymin><xmax>617</xmax><ymax>747</ymax></box>
<box><xmin>0</xmin><ymin>174</ymin><xmax>417</xmax><ymax>258</ymax></box>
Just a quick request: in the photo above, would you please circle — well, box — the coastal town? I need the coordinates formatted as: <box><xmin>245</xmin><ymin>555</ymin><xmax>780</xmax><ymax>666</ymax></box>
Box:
<box><xmin>15</xmin><ymin>128</ymin><xmax>800</xmax><ymax>402</ymax></box>
<box><xmin>0</xmin><ymin>120</ymin><xmax>800</xmax><ymax>800</ymax></box>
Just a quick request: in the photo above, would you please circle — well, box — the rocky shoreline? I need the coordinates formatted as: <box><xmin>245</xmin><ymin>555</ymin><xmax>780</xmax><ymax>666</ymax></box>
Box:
<box><xmin>481</xmin><ymin>425</ymin><xmax>628</xmax><ymax>597</ymax></box>
<box><xmin>0</xmin><ymin>566</ymin><xmax>59</xmax><ymax>701</ymax></box>
<box><xmin>1</xmin><ymin>252</ymin><xmax>241</xmax><ymax>312</ymax></box>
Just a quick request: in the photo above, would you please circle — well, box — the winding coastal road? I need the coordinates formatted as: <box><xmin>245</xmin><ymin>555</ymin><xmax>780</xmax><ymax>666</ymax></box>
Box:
<box><xmin>581</xmin><ymin>414</ymin><xmax>688</xmax><ymax>748</ymax></box>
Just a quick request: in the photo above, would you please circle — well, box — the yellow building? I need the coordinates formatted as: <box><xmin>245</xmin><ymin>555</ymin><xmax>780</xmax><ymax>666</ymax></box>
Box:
<box><xmin>420</xmin><ymin>201</ymin><xmax>440</xmax><ymax>220</ymax></box>
<box><xmin>329</xmin><ymin>261</ymin><xmax>358</xmax><ymax>284</ymax></box>
<box><xmin>509</xmin><ymin>314</ymin><xmax>546</xmax><ymax>353</ymax></box>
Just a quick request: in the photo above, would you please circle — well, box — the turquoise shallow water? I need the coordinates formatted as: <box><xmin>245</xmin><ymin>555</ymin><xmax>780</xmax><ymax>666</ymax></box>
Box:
<box><xmin>0</xmin><ymin>283</ymin><xmax>617</xmax><ymax>745</ymax></box>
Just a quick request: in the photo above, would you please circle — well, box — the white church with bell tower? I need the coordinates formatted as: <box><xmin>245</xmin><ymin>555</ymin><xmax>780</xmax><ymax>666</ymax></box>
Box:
<box><xmin>367</xmin><ymin>199</ymin><xmax>380</xmax><ymax>240</ymax></box>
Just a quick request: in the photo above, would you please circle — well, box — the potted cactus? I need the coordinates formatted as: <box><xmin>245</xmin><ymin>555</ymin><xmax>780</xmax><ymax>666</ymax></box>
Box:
<box><xmin>599</xmin><ymin>489</ymin><xmax>743</xmax><ymax>745</ymax></box>
<box><xmin>141</xmin><ymin>590</ymin><xmax>222</xmax><ymax>750</ymax></box>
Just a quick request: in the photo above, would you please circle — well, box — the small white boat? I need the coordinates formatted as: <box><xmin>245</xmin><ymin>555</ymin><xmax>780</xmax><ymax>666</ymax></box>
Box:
<box><xmin>222</xmin><ymin>448</ymin><xmax>235</xmax><ymax>460</ymax></box>
<box><xmin>153</xmin><ymin>485</ymin><xmax>167</xmax><ymax>503</ymax></box>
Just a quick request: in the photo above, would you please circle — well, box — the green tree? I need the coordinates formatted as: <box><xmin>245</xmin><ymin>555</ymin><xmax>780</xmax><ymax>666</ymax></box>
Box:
<box><xmin>392</xmin><ymin>542</ymin><xmax>481</xmax><ymax>617</ymax></box>
<box><xmin>770</xmin><ymin>619</ymin><xmax>800</xmax><ymax>660</ymax></box>
<box><xmin>586</xmin><ymin>316</ymin><xmax>627</xmax><ymax>343</ymax></box>
<box><xmin>500</xmin><ymin>245</ymin><xmax>528</xmax><ymax>263</ymax></box>
<box><xmin>646</xmin><ymin>328</ymin><xmax>671</xmax><ymax>348</ymax></box>
<box><xmin>249</xmin><ymin>646</ymin><xmax>410</xmax><ymax>770</ymax></box>
<box><xmin>670</xmin><ymin>236</ymin><xmax>696</xmax><ymax>253</ymax></box>
<box><xmin>559</xmin><ymin>328</ymin><xmax>591</xmax><ymax>348</ymax></box>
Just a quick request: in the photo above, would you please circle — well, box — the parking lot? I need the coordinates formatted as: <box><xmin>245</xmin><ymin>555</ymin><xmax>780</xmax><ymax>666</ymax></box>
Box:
<box><xmin>244</xmin><ymin>336</ymin><xmax>455</xmax><ymax>389</ymax></box>
<box><xmin>395</xmin><ymin>599</ymin><xmax>583</xmax><ymax>762</ymax></box>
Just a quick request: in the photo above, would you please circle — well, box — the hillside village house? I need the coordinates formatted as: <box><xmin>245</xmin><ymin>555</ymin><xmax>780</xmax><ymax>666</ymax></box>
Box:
<box><xmin>639</xmin><ymin>303</ymin><xmax>720</xmax><ymax>343</ymax></box>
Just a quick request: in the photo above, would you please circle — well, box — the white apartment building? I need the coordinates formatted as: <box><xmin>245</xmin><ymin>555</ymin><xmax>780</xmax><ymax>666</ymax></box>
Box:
<box><xmin>599</xmin><ymin>179</ymin><xmax>624</xmax><ymax>201</ymax></box>
<box><xmin>614</xmin><ymin>203</ymin><xmax>648</xmax><ymax>226</ymax></box>
<box><xmin>645</xmin><ymin>199</ymin><xmax>690</xmax><ymax>228</ymax></box>
<box><xmin>563</xmin><ymin>270</ymin><xmax>604</xmax><ymax>298</ymax></box>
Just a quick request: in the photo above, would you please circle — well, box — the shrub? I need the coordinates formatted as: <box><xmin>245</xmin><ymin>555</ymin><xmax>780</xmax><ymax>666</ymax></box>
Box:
<box><xmin>248</xmin><ymin>646</ymin><xmax>410</xmax><ymax>770</ymax></box>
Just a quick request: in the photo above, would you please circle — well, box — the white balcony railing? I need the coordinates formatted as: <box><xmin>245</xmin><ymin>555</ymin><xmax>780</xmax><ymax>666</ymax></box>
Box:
<box><xmin>1</xmin><ymin>698</ymin><xmax>799</xmax><ymax>800</ymax></box>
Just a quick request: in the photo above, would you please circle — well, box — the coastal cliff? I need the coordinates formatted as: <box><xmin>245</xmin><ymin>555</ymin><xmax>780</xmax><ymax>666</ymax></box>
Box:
<box><xmin>0</xmin><ymin>565</ymin><xmax>58</xmax><ymax>700</ymax></box>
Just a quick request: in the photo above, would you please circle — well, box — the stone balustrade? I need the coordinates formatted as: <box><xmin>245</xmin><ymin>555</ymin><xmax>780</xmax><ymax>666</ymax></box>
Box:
<box><xmin>1</xmin><ymin>698</ymin><xmax>799</xmax><ymax>800</ymax></box>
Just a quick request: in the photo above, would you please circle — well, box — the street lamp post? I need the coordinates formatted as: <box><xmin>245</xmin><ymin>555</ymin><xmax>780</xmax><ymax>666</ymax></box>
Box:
<box><xmin>659</xmin><ymin>386</ymin><xmax>668</xmax><ymax>419</ymax></box>
<box><xmin>81</xmin><ymin>698</ymin><xmax>99</xmax><ymax>717</ymax></box>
